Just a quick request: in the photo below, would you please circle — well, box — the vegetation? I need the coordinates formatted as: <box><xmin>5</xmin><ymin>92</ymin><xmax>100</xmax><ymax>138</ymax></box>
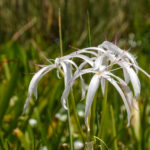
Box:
<box><xmin>0</xmin><ymin>0</ymin><xmax>150</xmax><ymax>149</ymax></box>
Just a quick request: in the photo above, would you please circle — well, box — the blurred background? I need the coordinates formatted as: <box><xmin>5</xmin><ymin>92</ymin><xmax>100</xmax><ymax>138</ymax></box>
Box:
<box><xmin>0</xmin><ymin>0</ymin><xmax>150</xmax><ymax>149</ymax></box>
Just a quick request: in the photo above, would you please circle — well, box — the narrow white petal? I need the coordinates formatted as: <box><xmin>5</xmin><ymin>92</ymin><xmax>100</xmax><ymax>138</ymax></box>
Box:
<box><xmin>123</xmin><ymin>68</ymin><xmax>130</xmax><ymax>84</ymax></box>
<box><xmin>64</xmin><ymin>59</ymin><xmax>78</xmax><ymax>69</ymax></box>
<box><xmin>61</xmin><ymin>83</ymin><xmax>72</xmax><ymax>109</ymax></box>
<box><xmin>77</xmin><ymin>49</ymin><xmax>98</xmax><ymax>56</ymax></box>
<box><xmin>127</xmin><ymin>62</ymin><xmax>150</xmax><ymax>78</ymax></box>
<box><xmin>104</xmin><ymin>75</ymin><xmax>131</xmax><ymax>126</ymax></box>
<box><xmin>125</xmin><ymin>52</ymin><xmax>138</xmax><ymax>73</ymax></box>
<box><xmin>99</xmin><ymin>41</ymin><xmax>123</xmax><ymax>54</ymax></box>
<box><xmin>23</xmin><ymin>96</ymin><xmax>31</xmax><ymax>114</ymax></box>
<box><xmin>60</xmin><ymin>62</ymin><xmax>72</xmax><ymax>87</ymax></box>
<box><xmin>94</xmin><ymin>56</ymin><xmax>104</xmax><ymax>70</ymax></box>
<box><xmin>104</xmin><ymin>72</ymin><xmax>127</xmax><ymax>87</ymax></box>
<box><xmin>23</xmin><ymin>65</ymin><xmax>55</xmax><ymax>113</ymax></box>
<box><xmin>60</xmin><ymin>62</ymin><xmax>73</xmax><ymax>109</ymax></box>
<box><xmin>75</xmin><ymin>57</ymin><xmax>96</xmax><ymax>73</ymax></box>
<box><xmin>84</xmin><ymin>47</ymin><xmax>106</xmax><ymax>53</ymax></box>
<box><xmin>72</xmin><ymin>68</ymin><xmax>96</xmax><ymax>83</ymax></box>
<box><xmin>61</xmin><ymin>68</ymin><xmax>96</xmax><ymax>109</ymax></box>
<box><xmin>80</xmin><ymin>76</ymin><xmax>87</xmax><ymax>100</ymax></box>
<box><xmin>57</xmin><ymin>69</ymin><xmax>61</xmax><ymax>79</ymax></box>
<box><xmin>85</xmin><ymin>75</ymin><xmax>100</xmax><ymax>124</ymax></box>
<box><xmin>127</xmin><ymin>67</ymin><xmax>141</xmax><ymax>99</ymax></box>
<box><xmin>120</xmin><ymin>85</ymin><xmax>138</xmax><ymax>110</ymax></box>
<box><xmin>63</xmin><ymin>54</ymin><xmax>94</xmax><ymax>67</ymax></box>
<box><xmin>101</xmin><ymin>78</ymin><xmax>105</xmax><ymax>96</ymax></box>
<box><xmin>119</xmin><ymin>62</ymin><xmax>141</xmax><ymax>99</ymax></box>
<box><xmin>104</xmin><ymin>71</ymin><xmax>135</xmax><ymax>109</ymax></box>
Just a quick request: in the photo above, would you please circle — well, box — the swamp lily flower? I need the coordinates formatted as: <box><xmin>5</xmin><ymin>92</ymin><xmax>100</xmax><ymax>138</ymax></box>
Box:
<box><xmin>62</xmin><ymin>56</ymin><xmax>133</xmax><ymax>126</ymax></box>
<box><xmin>23</xmin><ymin>45</ymin><xmax>107</xmax><ymax>113</ymax></box>
<box><xmin>24</xmin><ymin>40</ymin><xmax>150</xmax><ymax>127</ymax></box>
<box><xmin>23</xmin><ymin>51</ymin><xmax>95</xmax><ymax>113</ymax></box>
<box><xmin>61</xmin><ymin>41</ymin><xmax>150</xmax><ymax>126</ymax></box>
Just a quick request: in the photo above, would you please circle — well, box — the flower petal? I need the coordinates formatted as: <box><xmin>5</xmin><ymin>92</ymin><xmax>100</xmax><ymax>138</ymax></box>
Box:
<box><xmin>84</xmin><ymin>47</ymin><xmax>106</xmax><ymax>53</ymax></box>
<box><xmin>103</xmin><ymin>75</ymin><xmax>131</xmax><ymax>126</ymax></box>
<box><xmin>127</xmin><ymin>62</ymin><xmax>150</xmax><ymax>79</ymax></box>
<box><xmin>23</xmin><ymin>65</ymin><xmax>55</xmax><ymax>114</ymax></box>
<box><xmin>104</xmin><ymin>71</ymin><xmax>136</xmax><ymax>109</ymax></box>
<box><xmin>60</xmin><ymin>62</ymin><xmax>72</xmax><ymax>87</ymax></box>
<box><xmin>85</xmin><ymin>75</ymin><xmax>100</xmax><ymax>124</ymax></box>
<box><xmin>121</xmin><ymin>62</ymin><xmax>141</xmax><ymax>99</ymax></box>
<box><xmin>123</xmin><ymin>68</ymin><xmax>130</xmax><ymax>84</ymax></box>
<box><xmin>64</xmin><ymin>59</ymin><xmax>78</xmax><ymax>69</ymax></box>
<box><xmin>77</xmin><ymin>49</ymin><xmax>98</xmax><ymax>56</ymax></box>
<box><xmin>80</xmin><ymin>76</ymin><xmax>87</xmax><ymax>100</ymax></box>
<box><xmin>60</xmin><ymin>62</ymin><xmax>73</xmax><ymax>109</ymax></box>
<box><xmin>101</xmin><ymin>78</ymin><xmax>105</xmax><ymax>96</ymax></box>
<box><xmin>61</xmin><ymin>68</ymin><xmax>96</xmax><ymax>109</ymax></box>
<box><xmin>63</xmin><ymin>54</ymin><xmax>94</xmax><ymax>67</ymax></box>
<box><xmin>99</xmin><ymin>41</ymin><xmax>123</xmax><ymax>54</ymax></box>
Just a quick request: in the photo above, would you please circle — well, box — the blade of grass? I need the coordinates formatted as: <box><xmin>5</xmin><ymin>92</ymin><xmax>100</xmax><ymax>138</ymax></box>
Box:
<box><xmin>87</xmin><ymin>11</ymin><xmax>92</xmax><ymax>47</ymax></box>
<box><xmin>67</xmin><ymin>98</ymin><xmax>73</xmax><ymax>150</ymax></box>
<box><xmin>5</xmin><ymin>93</ymin><xmax>25</xmax><ymax>137</ymax></box>
<box><xmin>1</xmin><ymin>55</ymin><xmax>10</xmax><ymax>80</ymax></box>
<box><xmin>110</xmin><ymin>105</ymin><xmax>118</xmax><ymax>150</ymax></box>
<box><xmin>98</xmin><ymin>80</ymin><xmax>108</xmax><ymax>138</ymax></box>
<box><xmin>90</xmin><ymin>92</ymin><xmax>97</xmax><ymax>137</ymax></box>
<box><xmin>58</xmin><ymin>9</ymin><xmax>73</xmax><ymax>149</ymax></box>
<box><xmin>87</xmin><ymin>11</ymin><xmax>96</xmax><ymax>142</ymax></box>
<box><xmin>70</xmin><ymin>89</ymin><xmax>85</xmax><ymax>140</ymax></box>
<box><xmin>58</xmin><ymin>8</ymin><xmax>63</xmax><ymax>57</ymax></box>
<box><xmin>0</xmin><ymin>63</ymin><xmax>18</xmax><ymax>125</ymax></box>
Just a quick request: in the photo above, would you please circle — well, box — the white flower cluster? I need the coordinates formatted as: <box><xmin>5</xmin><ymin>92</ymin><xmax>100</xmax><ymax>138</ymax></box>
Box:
<box><xmin>24</xmin><ymin>41</ymin><xmax>150</xmax><ymax>126</ymax></box>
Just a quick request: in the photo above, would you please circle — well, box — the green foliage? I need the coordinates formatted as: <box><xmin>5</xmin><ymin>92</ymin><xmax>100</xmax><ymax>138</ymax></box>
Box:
<box><xmin>0</xmin><ymin>0</ymin><xmax>150</xmax><ymax>149</ymax></box>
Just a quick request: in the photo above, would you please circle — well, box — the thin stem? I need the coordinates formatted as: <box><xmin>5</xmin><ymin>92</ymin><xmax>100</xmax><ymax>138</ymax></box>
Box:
<box><xmin>87</xmin><ymin>11</ymin><xmax>92</xmax><ymax>47</ymax></box>
<box><xmin>58</xmin><ymin>67</ymin><xmax>84</xmax><ymax>140</ymax></box>
<box><xmin>67</xmin><ymin>98</ymin><xmax>73</xmax><ymax>150</ymax></box>
<box><xmin>87</xmin><ymin>111</ymin><xmax>91</xmax><ymax>142</ymax></box>
<box><xmin>58</xmin><ymin>9</ymin><xmax>73</xmax><ymax>149</ymax></box>
<box><xmin>98</xmin><ymin>80</ymin><xmax>108</xmax><ymax>138</ymax></box>
<box><xmin>58</xmin><ymin>8</ymin><xmax>63</xmax><ymax>57</ymax></box>
<box><xmin>86</xmin><ymin>11</ymin><xmax>93</xmax><ymax>143</ymax></box>
<box><xmin>70</xmin><ymin>89</ymin><xmax>85</xmax><ymax>141</ymax></box>
<box><xmin>110</xmin><ymin>105</ymin><xmax>118</xmax><ymax>150</ymax></box>
<box><xmin>90</xmin><ymin>92</ymin><xmax>97</xmax><ymax>136</ymax></box>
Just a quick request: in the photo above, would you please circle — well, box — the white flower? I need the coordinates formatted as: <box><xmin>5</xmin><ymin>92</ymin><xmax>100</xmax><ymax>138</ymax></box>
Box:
<box><xmin>29</xmin><ymin>118</ymin><xmax>37</xmax><ymax>127</ymax></box>
<box><xmin>74</xmin><ymin>140</ymin><xmax>84</xmax><ymax>149</ymax></box>
<box><xmin>24</xmin><ymin>40</ymin><xmax>150</xmax><ymax>128</ymax></box>
<box><xmin>62</xmin><ymin>60</ymin><xmax>133</xmax><ymax>126</ymax></box>
<box><xmin>23</xmin><ymin>51</ymin><xmax>95</xmax><ymax>113</ymax></box>
<box><xmin>61</xmin><ymin>42</ymin><xmax>150</xmax><ymax>126</ymax></box>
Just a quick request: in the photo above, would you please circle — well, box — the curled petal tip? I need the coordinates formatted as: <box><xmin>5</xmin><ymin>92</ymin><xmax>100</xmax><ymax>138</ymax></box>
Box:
<box><xmin>64</xmin><ymin>105</ymin><xmax>68</xmax><ymax>110</ymax></box>
<box><xmin>127</xmin><ymin>122</ymin><xmax>130</xmax><ymax>128</ymax></box>
<box><xmin>62</xmin><ymin>98</ymin><xmax>68</xmax><ymax>110</ymax></box>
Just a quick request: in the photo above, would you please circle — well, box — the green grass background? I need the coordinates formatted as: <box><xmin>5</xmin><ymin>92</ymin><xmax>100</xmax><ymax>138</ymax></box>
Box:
<box><xmin>0</xmin><ymin>0</ymin><xmax>150</xmax><ymax>149</ymax></box>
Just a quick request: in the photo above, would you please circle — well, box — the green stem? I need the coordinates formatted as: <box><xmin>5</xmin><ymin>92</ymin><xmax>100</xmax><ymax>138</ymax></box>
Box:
<box><xmin>110</xmin><ymin>105</ymin><xmax>118</xmax><ymax>150</ymax></box>
<box><xmin>87</xmin><ymin>12</ymin><xmax>91</xmax><ymax>47</ymax></box>
<box><xmin>98</xmin><ymin>80</ymin><xmax>108</xmax><ymax>138</ymax></box>
<box><xmin>67</xmin><ymin>98</ymin><xmax>73</xmax><ymax>150</ymax></box>
<box><xmin>90</xmin><ymin>92</ymin><xmax>97</xmax><ymax>137</ymax></box>
<box><xmin>70</xmin><ymin>89</ymin><xmax>85</xmax><ymax>141</ymax></box>
<box><xmin>87</xmin><ymin>111</ymin><xmax>91</xmax><ymax>142</ymax></box>
<box><xmin>58</xmin><ymin>8</ymin><xmax>63</xmax><ymax>57</ymax></box>
<box><xmin>58</xmin><ymin>69</ymin><xmax>85</xmax><ymax>141</ymax></box>
<box><xmin>87</xmin><ymin>11</ymin><xmax>93</xmax><ymax>143</ymax></box>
